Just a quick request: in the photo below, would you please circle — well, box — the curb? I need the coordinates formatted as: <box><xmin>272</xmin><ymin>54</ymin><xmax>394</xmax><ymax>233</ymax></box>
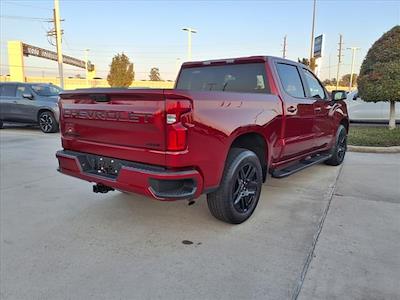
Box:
<box><xmin>348</xmin><ymin>145</ymin><xmax>400</xmax><ymax>153</ymax></box>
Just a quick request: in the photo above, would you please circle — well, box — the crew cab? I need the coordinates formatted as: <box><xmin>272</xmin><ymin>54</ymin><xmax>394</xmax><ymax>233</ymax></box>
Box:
<box><xmin>56</xmin><ymin>56</ymin><xmax>349</xmax><ymax>224</ymax></box>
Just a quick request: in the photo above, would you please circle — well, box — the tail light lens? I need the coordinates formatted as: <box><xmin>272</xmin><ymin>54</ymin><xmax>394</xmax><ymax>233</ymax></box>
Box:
<box><xmin>166</xmin><ymin>99</ymin><xmax>192</xmax><ymax>151</ymax></box>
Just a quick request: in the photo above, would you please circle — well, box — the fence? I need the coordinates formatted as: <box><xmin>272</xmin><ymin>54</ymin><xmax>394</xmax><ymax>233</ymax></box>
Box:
<box><xmin>0</xmin><ymin>75</ymin><xmax>175</xmax><ymax>90</ymax></box>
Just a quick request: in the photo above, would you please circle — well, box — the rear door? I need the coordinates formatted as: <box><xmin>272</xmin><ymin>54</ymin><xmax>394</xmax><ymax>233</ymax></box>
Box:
<box><xmin>0</xmin><ymin>84</ymin><xmax>18</xmax><ymax>121</ymax></box>
<box><xmin>301</xmin><ymin>68</ymin><xmax>334</xmax><ymax>150</ymax></box>
<box><xmin>275</xmin><ymin>62</ymin><xmax>315</xmax><ymax>160</ymax></box>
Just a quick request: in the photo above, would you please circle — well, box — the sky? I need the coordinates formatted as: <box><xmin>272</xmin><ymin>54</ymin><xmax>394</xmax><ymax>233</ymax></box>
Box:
<box><xmin>1</xmin><ymin>0</ymin><xmax>399</xmax><ymax>81</ymax></box>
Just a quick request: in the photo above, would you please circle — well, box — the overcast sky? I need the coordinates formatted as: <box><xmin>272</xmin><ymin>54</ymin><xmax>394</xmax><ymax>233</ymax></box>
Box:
<box><xmin>1</xmin><ymin>0</ymin><xmax>399</xmax><ymax>80</ymax></box>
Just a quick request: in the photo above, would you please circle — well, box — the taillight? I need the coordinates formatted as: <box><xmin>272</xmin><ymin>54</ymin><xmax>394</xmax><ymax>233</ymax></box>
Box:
<box><xmin>165</xmin><ymin>99</ymin><xmax>192</xmax><ymax>151</ymax></box>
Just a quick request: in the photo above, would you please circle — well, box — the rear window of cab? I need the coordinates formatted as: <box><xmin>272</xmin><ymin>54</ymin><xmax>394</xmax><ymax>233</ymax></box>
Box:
<box><xmin>176</xmin><ymin>63</ymin><xmax>270</xmax><ymax>94</ymax></box>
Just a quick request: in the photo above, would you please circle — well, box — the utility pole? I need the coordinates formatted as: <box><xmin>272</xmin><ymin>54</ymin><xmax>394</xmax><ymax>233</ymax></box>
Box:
<box><xmin>347</xmin><ymin>47</ymin><xmax>360</xmax><ymax>91</ymax></box>
<box><xmin>85</xmin><ymin>48</ymin><xmax>90</xmax><ymax>87</ymax></box>
<box><xmin>282</xmin><ymin>35</ymin><xmax>287</xmax><ymax>58</ymax></box>
<box><xmin>182</xmin><ymin>27</ymin><xmax>197</xmax><ymax>61</ymax></box>
<box><xmin>309</xmin><ymin>0</ymin><xmax>317</xmax><ymax>71</ymax></box>
<box><xmin>54</xmin><ymin>0</ymin><xmax>64</xmax><ymax>88</ymax></box>
<box><xmin>336</xmin><ymin>34</ymin><xmax>343</xmax><ymax>90</ymax></box>
<box><xmin>328</xmin><ymin>53</ymin><xmax>331</xmax><ymax>81</ymax></box>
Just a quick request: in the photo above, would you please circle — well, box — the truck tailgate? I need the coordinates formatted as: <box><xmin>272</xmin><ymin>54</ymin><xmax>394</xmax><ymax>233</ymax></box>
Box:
<box><xmin>59</xmin><ymin>89</ymin><xmax>166</xmax><ymax>151</ymax></box>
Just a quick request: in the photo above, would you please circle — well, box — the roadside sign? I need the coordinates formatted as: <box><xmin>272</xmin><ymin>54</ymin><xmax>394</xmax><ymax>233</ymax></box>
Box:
<box><xmin>314</xmin><ymin>34</ymin><xmax>324</xmax><ymax>58</ymax></box>
<box><xmin>22</xmin><ymin>43</ymin><xmax>94</xmax><ymax>71</ymax></box>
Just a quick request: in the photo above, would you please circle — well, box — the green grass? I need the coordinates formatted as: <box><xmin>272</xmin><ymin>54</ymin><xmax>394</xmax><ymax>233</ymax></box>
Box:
<box><xmin>348</xmin><ymin>125</ymin><xmax>400</xmax><ymax>147</ymax></box>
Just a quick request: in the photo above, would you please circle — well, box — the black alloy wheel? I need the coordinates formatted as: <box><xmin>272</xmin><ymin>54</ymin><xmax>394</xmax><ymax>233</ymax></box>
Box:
<box><xmin>232</xmin><ymin>163</ymin><xmax>259</xmax><ymax>213</ymax></box>
<box><xmin>39</xmin><ymin>111</ymin><xmax>59</xmax><ymax>133</ymax></box>
<box><xmin>207</xmin><ymin>148</ymin><xmax>263</xmax><ymax>224</ymax></box>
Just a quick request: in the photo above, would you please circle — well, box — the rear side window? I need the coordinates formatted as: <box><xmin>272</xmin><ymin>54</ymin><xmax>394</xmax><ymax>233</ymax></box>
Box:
<box><xmin>176</xmin><ymin>63</ymin><xmax>270</xmax><ymax>94</ymax></box>
<box><xmin>0</xmin><ymin>84</ymin><xmax>17</xmax><ymax>97</ymax></box>
<box><xmin>276</xmin><ymin>63</ymin><xmax>305</xmax><ymax>98</ymax></box>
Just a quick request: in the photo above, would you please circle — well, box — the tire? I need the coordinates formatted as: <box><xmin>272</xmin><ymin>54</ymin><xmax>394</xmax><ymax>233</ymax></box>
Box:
<box><xmin>0</xmin><ymin>120</ymin><xmax>3</xmax><ymax>129</ymax></box>
<box><xmin>38</xmin><ymin>111</ymin><xmax>59</xmax><ymax>133</ymax></box>
<box><xmin>207</xmin><ymin>148</ymin><xmax>263</xmax><ymax>224</ymax></box>
<box><xmin>325</xmin><ymin>125</ymin><xmax>347</xmax><ymax>166</ymax></box>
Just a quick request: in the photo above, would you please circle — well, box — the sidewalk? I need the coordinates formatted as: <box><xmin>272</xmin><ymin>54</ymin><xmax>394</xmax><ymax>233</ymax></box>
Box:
<box><xmin>299</xmin><ymin>153</ymin><xmax>400</xmax><ymax>299</ymax></box>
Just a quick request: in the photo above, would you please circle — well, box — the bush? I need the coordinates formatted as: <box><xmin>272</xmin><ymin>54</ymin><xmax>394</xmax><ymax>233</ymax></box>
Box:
<box><xmin>357</xmin><ymin>26</ymin><xmax>400</xmax><ymax>129</ymax></box>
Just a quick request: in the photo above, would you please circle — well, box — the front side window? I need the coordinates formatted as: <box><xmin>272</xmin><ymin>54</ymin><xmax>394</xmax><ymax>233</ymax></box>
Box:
<box><xmin>16</xmin><ymin>86</ymin><xmax>28</xmax><ymax>98</ymax></box>
<box><xmin>176</xmin><ymin>63</ymin><xmax>270</xmax><ymax>94</ymax></box>
<box><xmin>0</xmin><ymin>84</ymin><xmax>17</xmax><ymax>97</ymax></box>
<box><xmin>276</xmin><ymin>63</ymin><xmax>305</xmax><ymax>98</ymax></box>
<box><xmin>303</xmin><ymin>69</ymin><xmax>326</xmax><ymax>99</ymax></box>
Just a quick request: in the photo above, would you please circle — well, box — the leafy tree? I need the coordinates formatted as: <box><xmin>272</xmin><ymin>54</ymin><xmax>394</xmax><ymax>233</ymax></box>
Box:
<box><xmin>357</xmin><ymin>26</ymin><xmax>400</xmax><ymax>129</ymax></box>
<box><xmin>340</xmin><ymin>73</ymin><xmax>358</xmax><ymax>87</ymax></box>
<box><xmin>298</xmin><ymin>57</ymin><xmax>310</xmax><ymax>66</ymax></box>
<box><xmin>149</xmin><ymin>67</ymin><xmax>161</xmax><ymax>81</ymax></box>
<box><xmin>107</xmin><ymin>53</ymin><xmax>134</xmax><ymax>87</ymax></box>
<box><xmin>323</xmin><ymin>78</ymin><xmax>337</xmax><ymax>86</ymax></box>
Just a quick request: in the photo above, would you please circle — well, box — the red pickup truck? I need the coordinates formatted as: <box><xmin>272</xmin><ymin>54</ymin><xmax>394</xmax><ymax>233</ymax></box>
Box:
<box><xmin>56</xmin><ymin>56</ymin><xmax>348</xmax><ymax>224</ymax></box>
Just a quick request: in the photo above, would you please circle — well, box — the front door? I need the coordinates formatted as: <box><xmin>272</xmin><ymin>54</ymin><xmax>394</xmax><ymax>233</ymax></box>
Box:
<box><xmin>301</xmin><ymin>68</ymin><xmax>334</xmax><ymax>150</ymax></box>
<box><xmin>275</xmin><ymin>62</ymin><xmax>315</xmax><ymax>160</ymax></box>
<box><xmin>15</xmin><ymin>85</ymin><xmax>37</xmax><ymax>122</ymax></box>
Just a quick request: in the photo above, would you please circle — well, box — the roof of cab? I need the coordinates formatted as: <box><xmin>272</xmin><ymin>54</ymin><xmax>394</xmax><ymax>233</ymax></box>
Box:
<box><xmin>181</xmin><ymin>55</ymin><xmax>306</xmax><ymax>68</ymax></box>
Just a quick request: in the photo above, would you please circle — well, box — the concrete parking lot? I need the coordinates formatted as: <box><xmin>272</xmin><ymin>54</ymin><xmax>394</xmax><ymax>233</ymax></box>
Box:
<box><xmin>1</xmin><ymin>127</ymin><xmax>399</xmax><ymax>300</ymax></box>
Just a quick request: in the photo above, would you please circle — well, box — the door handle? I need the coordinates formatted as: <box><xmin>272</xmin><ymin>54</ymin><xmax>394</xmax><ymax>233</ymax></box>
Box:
<box><xmin>287</xmin><ymin>106</ymin><xmax>297</xmax><ymax>113</ymax></box>
<box><xmin>314</xmin><ymin>107</ymin><xmax>322</xmax><ymax>112</ymax></box>
<box><xmin>13</xmin><ymin>100</ymin><xmax>18</xmax><ymax>104</ymax></box>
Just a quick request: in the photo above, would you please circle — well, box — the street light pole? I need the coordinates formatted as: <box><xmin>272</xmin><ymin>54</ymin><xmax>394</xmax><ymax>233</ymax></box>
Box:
<box><xmin>347</xmin><ymin>47</ymin><xmax>360</xmax><ymax>91</ymax></box>
<box><xmin>54</xmin><ymin>0</ymin><xmax>64</xmax><ymax>88</ymax></box>
<box><xmin>176</xmin><ymin>58</ymin><xmax>181</xmax><ymax>77</ymax></box>
<box><xmin>182</xmin><ymin>27</ymin><xmax>197</xmax><ymax>61</ymax></box>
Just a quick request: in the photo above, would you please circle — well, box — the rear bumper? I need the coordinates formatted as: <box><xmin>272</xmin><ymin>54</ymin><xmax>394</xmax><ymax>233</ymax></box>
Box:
<box><xmin>56</xmin><ymin>150</ymin><xmax>203</xmax><ymax>200</ymax></box>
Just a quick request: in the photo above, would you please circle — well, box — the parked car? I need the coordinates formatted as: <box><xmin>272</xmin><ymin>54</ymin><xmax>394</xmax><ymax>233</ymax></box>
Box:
<box><xmin>345</xmin><ymin>89</ymin><xmax>400</xmax><ymax>123</ymax></box>
<box><xmin>0</xmin><ymin>82</ymin><xmax>62</xmax><ymax>133</ymax></box>
<box><xmin>56</xmin><ymin>56</ymin><xmax>349</xmax><ymax>224</ymax></box>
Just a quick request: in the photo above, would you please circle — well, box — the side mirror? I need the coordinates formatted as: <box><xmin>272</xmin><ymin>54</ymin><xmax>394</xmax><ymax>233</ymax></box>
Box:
<box><xmin>22</xmin><ymin>93</ymin><xmax>34</xmax><ymax>100</ymax></box>
<box><xmin>331</xmin><ymin>90</ymin><xmax>347</xmax><ymax>101</ymax></box>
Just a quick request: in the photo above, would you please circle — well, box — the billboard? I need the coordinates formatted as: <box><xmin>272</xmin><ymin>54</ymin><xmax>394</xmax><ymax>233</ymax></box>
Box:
<box><xmin>22</xmin><ymin>43</ymin><xmax>94</xmax><ymax>71</ymax></box>
<box><xmin>313</xmin><ymin>34</ymin><xmax>324</xmax><ymax>58</ymax></box>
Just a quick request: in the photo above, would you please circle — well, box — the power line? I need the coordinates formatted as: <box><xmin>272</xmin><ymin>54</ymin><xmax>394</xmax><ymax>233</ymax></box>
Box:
<box><xmin>0</xmin><ymin>15</ymin><xmax>52</xmax><ymax>21</ymax></box>
<box><xmin>3</xmin><ymin>1</ymin><xmax>52</xmax><ymax>11</ymax></box>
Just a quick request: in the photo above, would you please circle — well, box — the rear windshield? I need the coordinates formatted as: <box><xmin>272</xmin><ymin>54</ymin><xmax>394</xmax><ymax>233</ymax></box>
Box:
<box><xmin>176</xmin><ymin>63</ymin><xmax>270</xmax><ymax>94</ymax></box>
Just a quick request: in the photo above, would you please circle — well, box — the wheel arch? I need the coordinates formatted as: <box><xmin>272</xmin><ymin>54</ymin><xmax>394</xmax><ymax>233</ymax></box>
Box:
<box><xmin>340</xmin><ymin>117</ymin><xmax>349</xmax><ymax>133</ymax></box>
<box><xmin>229</xmin><ymin>131</ymin><xmax>269</xmax><ymax>182</ymax></box>
<box><xmin>37</xmin><ymin>108</ymin><xmax>55</xmax><ymax>122</ymax></box>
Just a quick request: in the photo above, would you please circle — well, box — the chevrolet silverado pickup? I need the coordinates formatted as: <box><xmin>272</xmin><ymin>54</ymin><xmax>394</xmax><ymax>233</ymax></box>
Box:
<box><xmin>56</xmin><ymin>56</ymin><xmax>349</xmax><ymax>224</ymax></box>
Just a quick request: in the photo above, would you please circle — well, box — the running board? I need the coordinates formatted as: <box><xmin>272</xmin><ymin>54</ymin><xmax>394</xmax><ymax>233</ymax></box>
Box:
<box><xmin>271</xmin><ymin>153</ymin><xmax>331</xmax><ymax>178</ymax></box>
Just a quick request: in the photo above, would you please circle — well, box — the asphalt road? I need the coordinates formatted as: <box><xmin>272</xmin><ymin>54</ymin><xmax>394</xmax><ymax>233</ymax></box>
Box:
<box><xmin>0</xmin><ymin>128</ymin><xmax>399</xmax><ymax>300</ymax></box>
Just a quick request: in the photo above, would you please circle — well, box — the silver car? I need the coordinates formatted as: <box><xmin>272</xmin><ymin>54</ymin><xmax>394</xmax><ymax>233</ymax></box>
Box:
<box><xmin>345</xmin><ymin>90</ymin><xmax>400</xmax><ymax>123</ymax></box>
<box><xmin>0</xmin><ymin>82</ymin><xmax>62</xmax><ymax>133</ymax></box>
